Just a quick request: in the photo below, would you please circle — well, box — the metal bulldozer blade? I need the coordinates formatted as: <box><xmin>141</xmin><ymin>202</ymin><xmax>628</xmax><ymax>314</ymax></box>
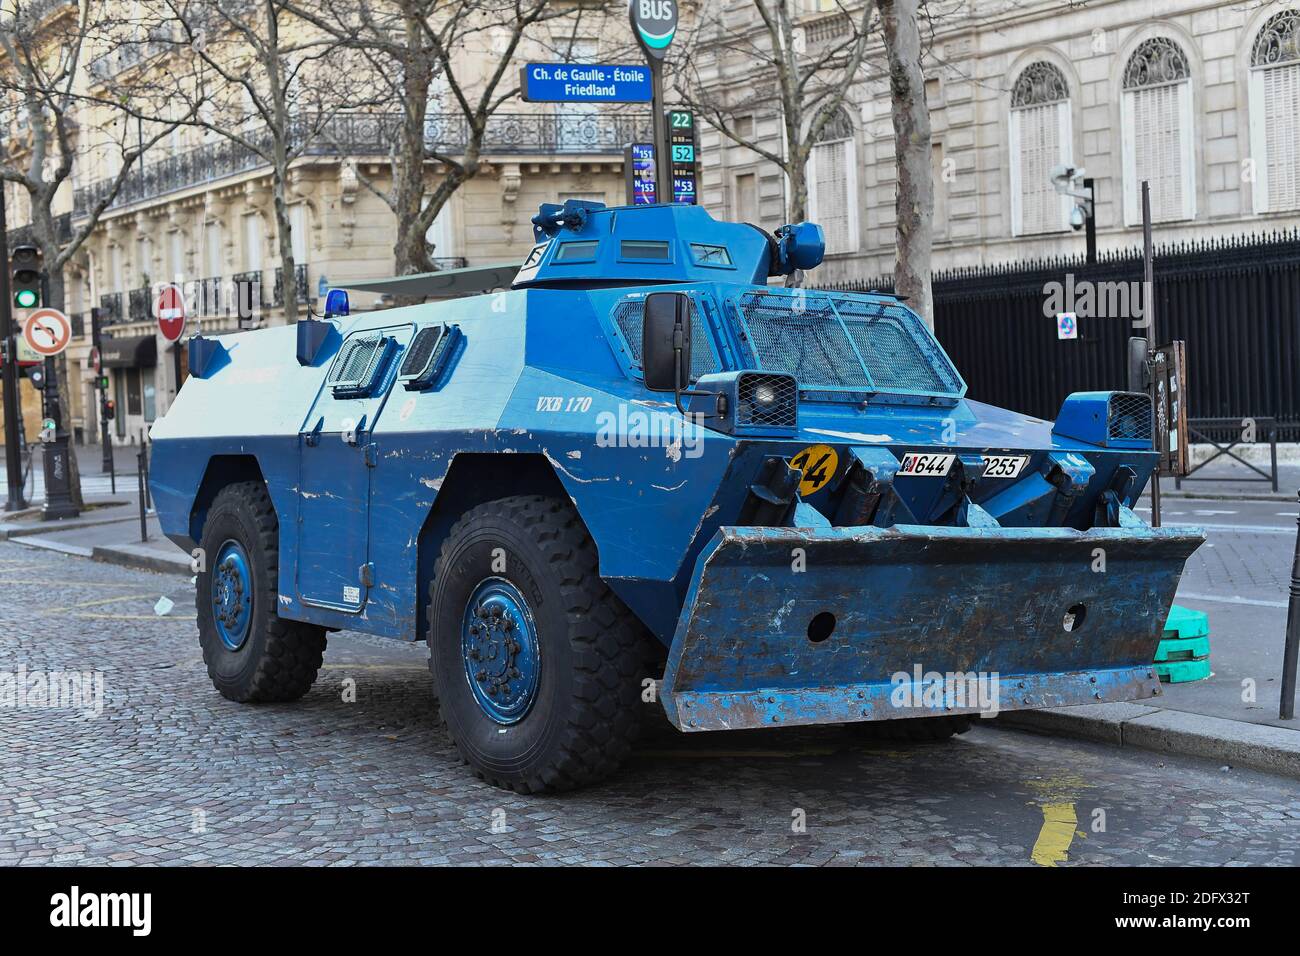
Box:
<box><xmin>660</xmin><ymin>522</ymin><xmax>1204</xmax><ymax>732</ymax></box>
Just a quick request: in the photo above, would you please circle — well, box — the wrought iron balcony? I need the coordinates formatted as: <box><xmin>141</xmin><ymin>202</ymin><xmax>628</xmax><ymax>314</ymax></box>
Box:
<box><xmin>128</xmin><ymin>286</ymin><xmax>152</xmax><ymax>322</ymax></box>
<box><xmin>98</xmin><ymin>292</ymin><xmax>123</xmax><ymax>326</ymax></box>
<box><xmin>8</xmin><ymin>213</ymin><xmax>72</xmax><ymax>246</ymax></box>
<box><xmin>232</xmin><ymin>271</ymin><xmax>265</xmax><ymax>310</ymax></box>
<box><xmin>73</xmin><ymin>111</ymin><xmax>651</xmax><ymax>217</ymax></box>
<box><xmin>272</xmin><ymin>264</ymin><xmax>310</xmax><ymax>307</ymax></box>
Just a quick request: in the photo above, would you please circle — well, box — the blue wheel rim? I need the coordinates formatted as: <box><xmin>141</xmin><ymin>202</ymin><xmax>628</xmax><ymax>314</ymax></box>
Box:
<box><xmin>212</xmin><ymin>539</ymin><xmax>254</xmax><ymax>651</ymax></box>
<box><xmin>461</xmin><ymin>577</ymin><xmax>541</xmax><ymax>724</ymax></box>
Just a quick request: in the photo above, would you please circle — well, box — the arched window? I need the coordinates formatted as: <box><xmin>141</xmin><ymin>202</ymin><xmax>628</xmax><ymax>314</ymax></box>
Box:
<box><xmin>1121</xmin><ymin>38</ymin><xmax>1195</xmax><ymax>223</ymax></box>
<box><xmin>1009</xmin><ymin>61</ymin><xmax>1072</xmax><ymax>236</ymax></box>
<box><xmin>1248</xmin><ymin>10</ymin><xmax>1300</xmax><ymax>212</ymax></box>
<box><xmin>806</xmin><ymin>108</ymin><xmax>858</xmax><ymax>255</ymax></box>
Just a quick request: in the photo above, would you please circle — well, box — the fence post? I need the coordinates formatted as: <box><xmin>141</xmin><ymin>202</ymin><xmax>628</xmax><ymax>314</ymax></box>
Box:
<box><xmin>1270</xmin><ymin>424</ymin><xmax>1279</xmax><ymax>493</ymax></box>
<box><xmin>137</xmin><ymin>448</ymin><xmax>148</xmax><ymax>543</ymax></box>
<box><xmin>1282</xmin><ymin>490</ymin><xmax>1300</xmax><ymax>720</ymax></box>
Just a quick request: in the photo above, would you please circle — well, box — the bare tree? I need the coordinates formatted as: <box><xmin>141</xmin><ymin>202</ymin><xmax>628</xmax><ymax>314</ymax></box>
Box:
<box><xmin>0</xmin><ymin>0</ymin><xmax>192</xmax><ymax>506</ymax></box>
<box><xmin>672</xmin><ymin>0</ymin><xmax>877</xmax><ymax>225</ymax></box>
<box><xmin>291</xmin><ymin>0</ymin><xmax>604</xmax><ymax>278</ymax></box>
<box><xmin>879</xmin><ymin>0</ymin><xmax>931</xmax><ymax>323</ymax></box>
<box><xmin>134</xmin><ymin>0</ymin><xmax>383</xmax><ymax>322</ymax></box>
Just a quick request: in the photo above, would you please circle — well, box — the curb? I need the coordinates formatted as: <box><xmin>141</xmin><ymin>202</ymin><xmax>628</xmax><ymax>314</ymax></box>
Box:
<box><xmin>1161</xmin><ymin>490</ymin><xmax>1294</xmax><ymax>502</ymax></box>
<box><xmin>11</xmin><ymin>533</ymin><xmax>192</xmax><ymax>576</ymax></box>
<box><xmin>0</xmin><ymin>513</ymin><xmax>140</xmax><ymax>542</ymax></box>
<box><xmin>997</xmin><ymin>703</ymin><xmax>1300</xmax><ymax>779</ymax></box>
<box><xmin>91</xmin><ymin>544</ymin><xmax>192</xmax><ymax>577</ymax></box>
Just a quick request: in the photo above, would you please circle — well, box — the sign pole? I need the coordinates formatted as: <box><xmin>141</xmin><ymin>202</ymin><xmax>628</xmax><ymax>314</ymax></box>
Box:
<box><xmin>1141</xmin><ymin>180</ymin><xmax>1160</xmax><ymax>528</ymax></box>
<box><xmin>34</xmin><ymin>275</ymin><xmax>77</xmax><ymax>520</ymax></box>
<box><xmin>629</xmin><ymin>0</ymin><xmax>679</xmax><ymax>204</ymax></box>
<box><xmin>0</xmin><ymin>186</ymin><xmax>26</xmax><ymax>512</ymax></box>
<box><xmin>91</xmin><ymin>307</ymin><xmax>113</xmax><ymax>472</ymax></box>
<box><xmin>650</xmin><ymin>58</ymin><xmax>670</xmax><ymax>204</ymax></box>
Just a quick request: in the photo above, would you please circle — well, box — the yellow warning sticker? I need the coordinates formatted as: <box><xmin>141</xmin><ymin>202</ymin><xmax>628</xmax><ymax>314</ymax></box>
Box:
<box><xmin>790</xmin><ymin>444</ymin><xmax>839</xmax><ymax>496</ymax></box>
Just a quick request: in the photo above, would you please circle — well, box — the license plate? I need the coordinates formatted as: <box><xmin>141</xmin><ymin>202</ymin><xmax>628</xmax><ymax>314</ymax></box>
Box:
<box><xmin>982</xmin><ymin>454</ymin><xmax>1029</xmax><ymax>479</ymax></box>
<box><xmin>898</xmin><ymin>452</ymin><xmax>955</xmax><ymax>477</ymax></box>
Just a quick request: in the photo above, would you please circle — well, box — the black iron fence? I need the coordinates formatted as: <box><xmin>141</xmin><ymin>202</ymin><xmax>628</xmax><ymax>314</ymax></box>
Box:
<box><xmin>823</xmin><ymin>229</ymin><xmax>1300</xmax><ymax>441</ymax></box>
<box><xmin>73</xmin><ymin>110</ymin><xmax>652</xmax><ymax>217</ymax></box>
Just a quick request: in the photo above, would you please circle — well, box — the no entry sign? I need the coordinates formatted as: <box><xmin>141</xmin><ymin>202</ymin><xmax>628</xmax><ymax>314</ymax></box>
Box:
<box><xmin>155</xmin><ymin>283</ymin><xmax>187</xmax><ymax>342</ymax></box>
<box><xmin>22</xmin><ymin>307</ymin><xmax>72</xmax><ymax>357</ymax></box>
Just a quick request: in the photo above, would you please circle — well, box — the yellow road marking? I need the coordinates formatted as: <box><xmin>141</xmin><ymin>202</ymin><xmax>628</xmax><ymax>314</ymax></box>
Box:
<box><xmin>71</xmin><ymin>613</ymin><xmax>196</xmax><ymax>620</ymax></box>
<box><xmin>39</xmin><ymin>594</ymin><xmax>158</xmax><ymax>614</ymax></box>
<box><xmin>1031</xmin><ymin>802</ymin><xmax>1079</xmax><ymax>867</ymax></box>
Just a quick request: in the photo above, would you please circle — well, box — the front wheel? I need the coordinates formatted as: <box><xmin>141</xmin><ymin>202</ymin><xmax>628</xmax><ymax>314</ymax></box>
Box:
<box><xmin>196</xmin><ymin>481</ymin><xmax>326</xmax><ymax>703</ymax></box>
<box><xmin>428</xmin><ymin>495</ymin><xmax>650</xmax><ymax>793</ymax></box>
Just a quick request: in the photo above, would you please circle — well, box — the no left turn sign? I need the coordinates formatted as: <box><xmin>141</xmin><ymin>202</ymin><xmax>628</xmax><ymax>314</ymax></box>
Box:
<box><xmin>22</xmin><ymin>307</ymin><xmax>72</xmax><ymax>357</ymax></box>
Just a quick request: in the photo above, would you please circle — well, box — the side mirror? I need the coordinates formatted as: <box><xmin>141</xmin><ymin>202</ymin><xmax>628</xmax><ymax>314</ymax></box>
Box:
<box><xmin>1127</xmin><ymin>336</ymin><xmax>1149</xmax><ymax>392</ymax></box>
<box><xmin>642</xmin><ymin>292</ymin><xmax>691</xmax><ymax>393</ymax></box>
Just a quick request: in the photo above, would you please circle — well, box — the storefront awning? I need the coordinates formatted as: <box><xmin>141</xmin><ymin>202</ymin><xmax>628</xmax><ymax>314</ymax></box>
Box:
<box><xmin>101</xmin><ymin>334</ymin><xmax>157</xmax><ymax>368</ymax></box>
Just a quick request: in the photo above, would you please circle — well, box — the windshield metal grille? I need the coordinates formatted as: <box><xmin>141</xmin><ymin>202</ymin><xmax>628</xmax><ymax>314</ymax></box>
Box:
<box><xmin>612</xmin><ymin>295</ymin><xmax>720</xmax><ymax>379</ymax></box>
<box><xmin>733</xmin><ymin>290</ymin><xmax>964</xmax><ymax>402</ymax></box>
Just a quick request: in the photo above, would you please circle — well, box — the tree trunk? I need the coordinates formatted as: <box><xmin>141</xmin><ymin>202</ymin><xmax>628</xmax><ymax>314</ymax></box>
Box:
<box><xmin>271</xmin><ymin>164</ymin><xmax>298</xmax><ymax>324</ymax></box>
<box><xmin>880</xmin><ymin>0</ymin><xmax>933</xmax><ymax>326</ymax></box>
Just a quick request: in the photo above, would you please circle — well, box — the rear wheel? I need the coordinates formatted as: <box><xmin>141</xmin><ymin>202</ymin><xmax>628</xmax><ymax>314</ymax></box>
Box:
<box><xmin>844</xmin><ymin>715</ymin><xmax>972</xmax><ymax>741</ymax></box>
<box><xmin>428</xmin><ymin>495</ymin><xmax>649</xmax><ymax>793</ymax></box>
<box><xmin>196</xmin><ymin>481</ymin><xmax>326</xmax><ymax>703</ymax></box>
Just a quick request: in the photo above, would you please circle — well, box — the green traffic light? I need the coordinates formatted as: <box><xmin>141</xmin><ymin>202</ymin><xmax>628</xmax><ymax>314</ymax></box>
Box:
<box><xmin>14</xmin><ymin>288</ymin><xmax>38</xmax><ymax>308</ymax></box>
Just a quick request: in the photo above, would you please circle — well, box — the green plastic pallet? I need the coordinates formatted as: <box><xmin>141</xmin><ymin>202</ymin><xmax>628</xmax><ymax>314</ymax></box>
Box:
<box><xmin>1154</xmin><ymin>635</ymin><xmax>1211</xmax><ymax>663</ymax></box>
<box><xmin>1155</xmin><ymin>658</ymin><xmax>1212</xmax><ymax>683</ymax></box>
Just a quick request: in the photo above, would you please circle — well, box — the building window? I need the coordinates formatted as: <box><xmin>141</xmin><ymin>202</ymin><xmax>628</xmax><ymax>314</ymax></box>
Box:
<box><xmin>733</xmin><ymin>171</ymin><xmax>758</xmax><ymax>224</ymax></box>
<box><xmin>243</xmin><ymin>213</ymin><xmax>262</xmax><ymax>272</ymax></box>
<box><xmin>1009</xmin><ymin>61</ymin><xmax>1072</xmax><ymax>236</ymax></box>
<box><xmin>289</xmin><ymin>203</ymin><xmax>309</xmax><ymax>264</ymax></box>
<box><xmin>1249</xmin><ymin>10</ymin><xmax>1300</xmax><ymax>213</ymax></box>
<box><xmin>1121</xmin><ymin>37</ymin><xmax>1195</xmax><ymax>224</ymax></box>
<box><xmin>806</xmin><ymin>108</ymin><xmax>858</xmax><ymax>255</ymax></box>
<box><xmin>204</xmin><ymin>222</ymin><xmax>222</xmax><ymax>280</ymax></box>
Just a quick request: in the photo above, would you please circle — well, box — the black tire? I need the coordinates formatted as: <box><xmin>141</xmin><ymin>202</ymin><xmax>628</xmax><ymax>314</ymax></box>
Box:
<box><xmin>844</xmin><ymin>715</ymin><xmax>972</xmax><ymax>742</ymax></box>
<box><xmin>197</xmin><ymin>480</ymin><xmax>326</xmax><ymax>703</ymax></box>
<box><xmin>428</xmin><ymin>495</ymin><xmax>649</xmax><ymax>793</ymax></box>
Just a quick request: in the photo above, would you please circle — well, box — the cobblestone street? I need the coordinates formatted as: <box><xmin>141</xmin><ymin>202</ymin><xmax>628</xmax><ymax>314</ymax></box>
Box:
<box><xmin>2</xmin><ymin>542</ymin><xmax>1298</xmax><ymax>867</ymax></box>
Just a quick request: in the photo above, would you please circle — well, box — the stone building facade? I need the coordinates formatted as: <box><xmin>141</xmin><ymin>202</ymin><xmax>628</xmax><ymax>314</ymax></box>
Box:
<box><xmin>4</xmin><ymin>2</ymin><xmax>644</xmax><ymax>447</ymax></box>
<box><xmin>697</xmin><ymin>1</ymin><xmax>1300</xmax><ymax>284</ymax></box>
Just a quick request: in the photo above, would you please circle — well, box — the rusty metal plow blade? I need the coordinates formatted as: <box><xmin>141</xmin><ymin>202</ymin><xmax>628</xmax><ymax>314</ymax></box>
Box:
<box><xmin>659</xmin><ymin>523</ymin><xmax>1204</xmax><ymax>732</ymax></box>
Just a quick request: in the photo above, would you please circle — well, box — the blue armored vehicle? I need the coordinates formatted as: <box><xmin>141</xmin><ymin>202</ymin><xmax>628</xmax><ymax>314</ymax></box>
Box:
<box><xmin>150</xmin><ymin>199</ymin><xmax>1203</xmax><ymax>792</ymax></box>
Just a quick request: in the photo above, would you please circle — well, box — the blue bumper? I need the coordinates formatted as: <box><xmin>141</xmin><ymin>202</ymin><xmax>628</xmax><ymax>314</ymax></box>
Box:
<box><xmin>660</xmin><ymin>521</ymin><xmax>1204</xmax><ymax>731</ymax></box>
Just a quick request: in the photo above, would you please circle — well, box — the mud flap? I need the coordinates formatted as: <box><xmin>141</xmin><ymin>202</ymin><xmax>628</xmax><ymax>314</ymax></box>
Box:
<box><xmin>660</xmin><ymin>523</ymin><xmax>1204</xmax><ymax>731</ymax></box>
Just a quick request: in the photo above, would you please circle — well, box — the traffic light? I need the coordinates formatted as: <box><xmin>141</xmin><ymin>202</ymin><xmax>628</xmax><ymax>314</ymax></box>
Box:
<box><xmin>102</xmin><ymin>398</ymin><xmax>116</xmax><ymax>421</ymax></box>
<box><xmin>11</xmin><ymin>244</ymin><xmax>42</xmax><ymax>309</ymax></box>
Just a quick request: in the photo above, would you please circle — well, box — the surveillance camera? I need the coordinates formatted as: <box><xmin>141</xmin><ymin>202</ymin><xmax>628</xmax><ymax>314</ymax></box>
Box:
<box><xmin>1069</xmin><ymin>205</ymin><xmax>1086</xmax><ymax>231</ymax></box>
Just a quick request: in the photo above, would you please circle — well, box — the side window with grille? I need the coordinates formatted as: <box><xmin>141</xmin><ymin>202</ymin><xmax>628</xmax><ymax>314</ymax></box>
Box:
<box><xmin>329</xmin><ymin>334</ymin><xmax>397</xmax><ymax>398</ymax></box>
<box><xmin>609</xmin><ymin>295</ymin><xmax>721</xmax><ymax>380</ymax></box>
